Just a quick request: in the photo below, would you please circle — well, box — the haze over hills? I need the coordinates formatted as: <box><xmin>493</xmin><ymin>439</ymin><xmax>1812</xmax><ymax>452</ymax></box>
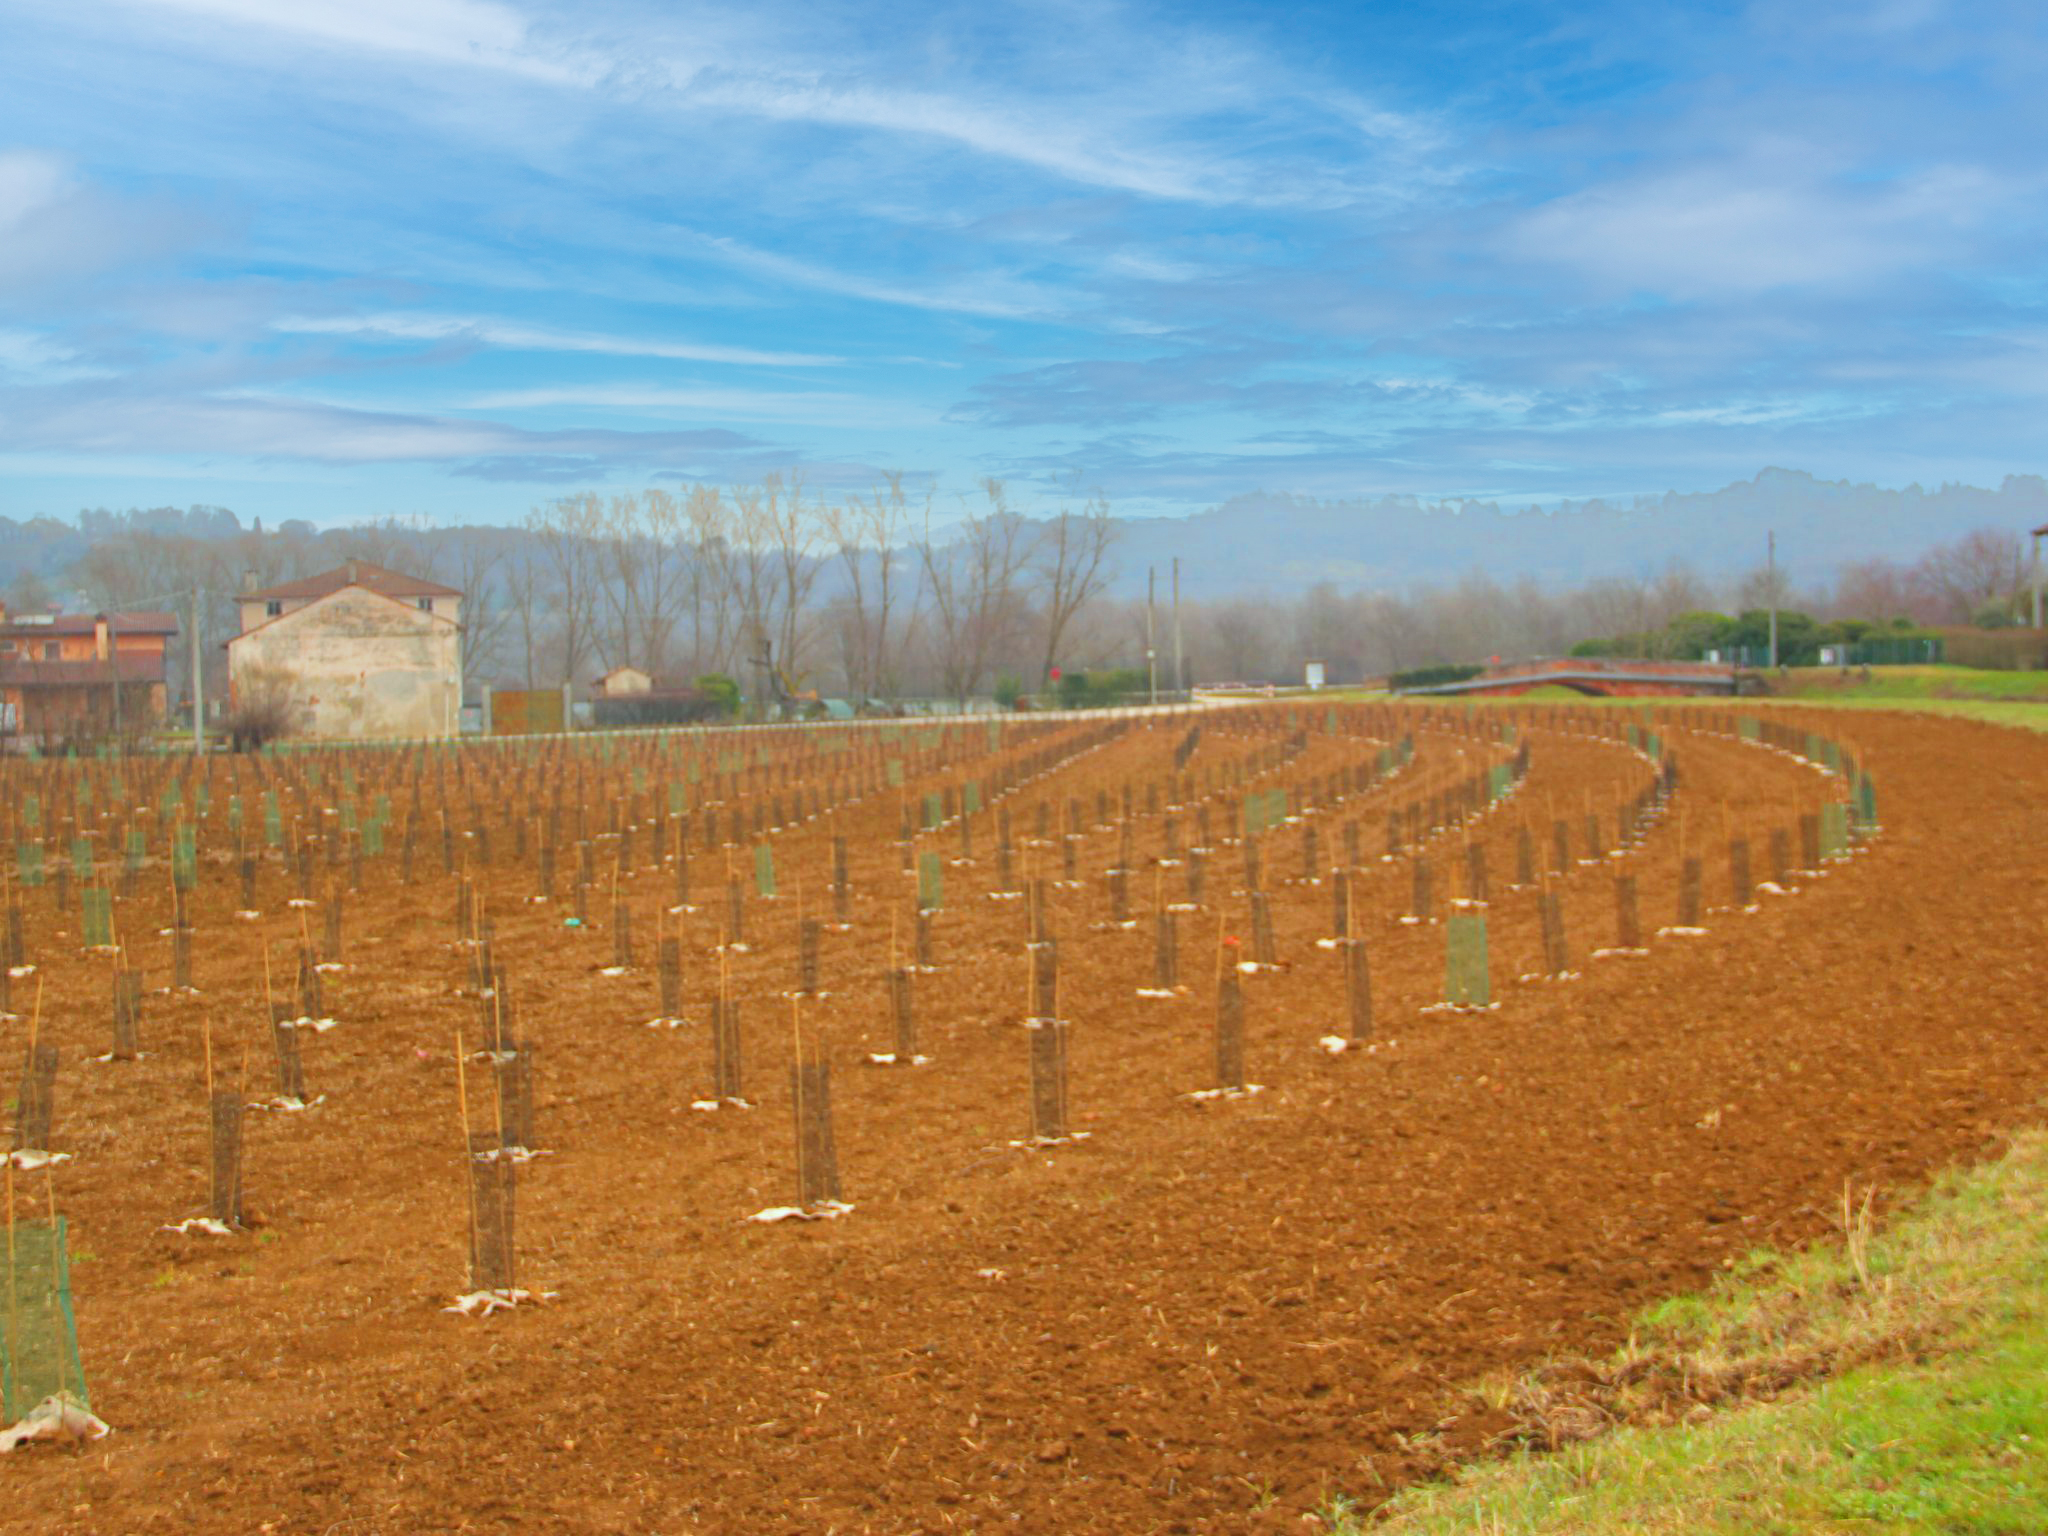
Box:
<box><xmin>1108</xmin><ymin>470</ymin><xmax>2048</xmax><ymax>600</ymax></box>
<box><xmin>5</xmin><ymin>469</ymin><xmax>2043</xmax><ymax>606</ymax></box>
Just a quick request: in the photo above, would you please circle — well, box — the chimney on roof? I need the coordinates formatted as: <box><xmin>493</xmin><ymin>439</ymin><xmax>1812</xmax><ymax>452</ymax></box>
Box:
<box><xmin>242</xmin><ymin>568</ymin><xmax>259</xmax><ymax>594</ymax></box>
<box><xmin>347</xmin><ymin>559</ymin><xmax>359</xmax><ymax>585</ymax></box>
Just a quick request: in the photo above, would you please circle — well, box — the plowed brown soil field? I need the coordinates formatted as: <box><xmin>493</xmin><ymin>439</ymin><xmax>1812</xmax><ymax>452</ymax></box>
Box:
<box><xmin>3</xmin><ymin>704</ymin><xmax>2043</xmax><ymax>1535</ymax></box>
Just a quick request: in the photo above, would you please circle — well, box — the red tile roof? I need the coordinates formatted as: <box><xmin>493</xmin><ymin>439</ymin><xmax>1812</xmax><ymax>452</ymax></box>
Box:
<box><xmin>0</xmin><ymin>611</ymin><xmax>179</xmax><ymax>636</ymax></box>
<box><xmin>245</xmin><ymin>561</ymin><xmax>460</xmax><ymax>602</ymax></box>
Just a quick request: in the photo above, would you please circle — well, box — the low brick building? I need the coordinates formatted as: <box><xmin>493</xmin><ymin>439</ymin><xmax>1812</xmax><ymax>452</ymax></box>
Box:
<box><xmin>0</xmin><ymin>606</ymin><xmax>178</xmax><ymax>750</ymax></box>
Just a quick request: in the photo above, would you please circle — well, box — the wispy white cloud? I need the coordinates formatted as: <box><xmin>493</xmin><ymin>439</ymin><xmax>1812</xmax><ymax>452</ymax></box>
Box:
<box><xmin>115</xmin><ymin>0</ymin><xmax>1430</xmax><ymax>208</ymax></box>
<box><xmin>119</xmin><ymin>0</ymin><xmax>591</xmax><ymax>83</ymax></box>
<box><xmin>0</xmin><ymin>328</ymin><xmax>98</xmax><ymax>380</ymax></box>
<box><xmin>1509</xmin><ymin>157</ymin><xmax>2010</xmax><ymax>297</ymax></box>
<box><xmin>0</xmin><ymin>384</ymin><xmax>770</xmax><ymax>464</ymax></box>
<box><xmin>271</xmin><ymin>311</ymin><xmax>841</xmax><ymax>366</ymax></box>
<box><xmin>0</xmin><ymin>148</ymin><xmax>217</xmax><ymax>293</ymax></box>
<box><xmin>1100</xmin><ymin>251</ymin><xmax>1212</xmax><ymax>284</ymax></box>
<box><xmin>680</xmin><ymin>231</ymin><xmax>1068</xmax><ymax>319</ymax></box>
<box><xmin>1649</xmin><ymin>399</ymin><xmax>1839</xmax><ymax>427</ymax></box>
<box><xmin>675</xmin><ymin>75</ymin><xmax>1229</xmax><ymax>204</ymax></box>
<box><xmin>0</xmin><ymin>150</ymin><xmax>71</xmax><ymax>229</ymax></box>
<box><xmin>464</xmin><ymin>381</ymin><xmax>932</xmax><ymax>428</ymax></box>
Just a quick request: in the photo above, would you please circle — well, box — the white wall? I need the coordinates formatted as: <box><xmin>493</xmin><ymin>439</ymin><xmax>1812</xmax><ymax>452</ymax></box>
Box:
<box><xmin>230</xmin><ymin>586</ymin><xmax>460</xmax><ymax>739</ymax></box>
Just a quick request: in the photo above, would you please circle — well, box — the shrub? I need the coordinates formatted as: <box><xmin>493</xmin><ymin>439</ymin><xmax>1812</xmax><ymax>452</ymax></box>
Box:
<box><xmin>1389</xmin><ymin>663</ymin><xmax>1486</xmax><ymax>691</ymax></box>
<box><xmin>226</xmin><ymin>665</ymin><xmax>298</xmax><ymax>751</ymax></box>
<box><xmin>1938</xmin><ymin>627</ymin><xmax>2047</xmax><ymax>670</ymax></box>
<box><xmin>694</xmin><ymin>673</ymin><xmax>741</xmax><ymax>718</ymax></box>
<box><xmin>1057</xmin><ymin>668</ymin><xmax>1148</xmax><ymax>707</ymax></box>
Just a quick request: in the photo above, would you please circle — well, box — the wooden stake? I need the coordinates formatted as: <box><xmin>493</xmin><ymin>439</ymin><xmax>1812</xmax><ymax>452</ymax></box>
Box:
<box><xmin>489</xmin><ymin>1019</ymin><xmax>506</xmax><ymax>1147</ymax></box>
<box><xmin>3</xmin><ymin>1143</ymin><xmax>16</xmax><ymax>1421</ymax></box>
<box><xmin>789</xmin><ymin>995</ymin><xmax>807</xmax><ymax>1198</ymax></box>
<box><xmin>455</xmin><ymin>1025</ymin><xmax>478</xmax><ymax>1288</ymax></box>
<box><xmin>203</xmin><ymin>1014</ymin><xmax>216</xmax><ymax>1217</ymax></box>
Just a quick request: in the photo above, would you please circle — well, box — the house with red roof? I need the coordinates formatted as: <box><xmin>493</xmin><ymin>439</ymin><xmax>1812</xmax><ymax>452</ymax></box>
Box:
<box><xmin>228</xmin><ymin>561</ymin><xmax>462</xmax><ymax>740</ymax></box>
<box><xmin>0</xmin><ymin>605</ymin><xmax>178</xmax><ymax>749</ymax></box>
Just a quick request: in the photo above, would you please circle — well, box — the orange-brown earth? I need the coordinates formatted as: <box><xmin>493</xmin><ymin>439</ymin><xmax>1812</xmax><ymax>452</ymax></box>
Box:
<box><xmin>1</xmin><ymin>704</ymin><xmax>2042</xmax><ymax>1534</ymax></box>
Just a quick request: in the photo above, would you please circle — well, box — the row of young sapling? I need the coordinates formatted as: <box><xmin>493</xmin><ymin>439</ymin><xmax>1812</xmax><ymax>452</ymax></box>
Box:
<box><xmin>0</xmin><ymin>713</ymin><xmax>1219</xmax><ymax>1213</ymax></box>
<box><xmin>8</xmin><ymin>708</ymin><xmax>1521</xmax><ymax>1308</ymax></box>
<box><xmin>0</xmin><ymin>705</ymin><xmax>1880</xmax><ymax>1333</ymax></box>
<box><xmin>0</xmin><ymin>705</ymin><xmax>1878</xmax><ymax>1442</ymax></box>
<box><xmin>0</xmin><ymin>718</ymin><xmax>1540</xmax><ymax>1270</ymax></box>
<box><xmin>443</xmin><ymin>726</ymin><xmax>1233</xmax><ymax>1300</ymax></box>
<box><xmin>0</xmin><ymin>716</ymin><xmax>1143</xmax><ymax>1259</ymax></box>
<box><xmin>458</xmin><ymin>706</ymin><xmax>1816</xmax><ymax>1289</ymax></box>
<box><xmin>438</xmin><ymin>712</ymin><xmax>1532</xmax><ymax>1300</ymax></box>
<box><xmin>1</xmin><ymin>705</ymin><xmax>1816</xmax><ymax>1127</ymax></box>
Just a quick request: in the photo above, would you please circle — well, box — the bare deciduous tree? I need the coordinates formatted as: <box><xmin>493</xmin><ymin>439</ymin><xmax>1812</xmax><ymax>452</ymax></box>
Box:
<box><xmin>761</xmin><ymin>472</ymin><xmax>824</xmax><ymax>691</ymax></box>
<box><xmin>825</xmin><ymin>472</ymin><xmax>918</xmax><ymax>702</ymax></box>
<box><xmin>526</xmin><ymin>492</ymin><xmax>606</xmax><ymax>686</ymax></box>
<box><xmin>1032</xmin><ymin>482</ymin><xmax>1116</xmax><ymax>687</ymax></box>
<box><xmin>1916</xmin><ymin>527</ymin><xmax>2026</xmax><ymax>622</ymax></box>
<box><xmin>916</xmin><ymin>479</ymin><xmax>1031</xmax><ymax>703</ymax></box>
<box><xmin>1830</xmin><ymin>558</ymin><xmax>1939</xmax><ymax>626</ymax></box>
<box><xmin>680</xmin><ymin>485</ymin><xmax>734</xmax><ymax>676</ymax></box>
<box><xmin>505</xmin><ymin>547</ymin><xmax>545</xmax><ymax>686</ymax></box>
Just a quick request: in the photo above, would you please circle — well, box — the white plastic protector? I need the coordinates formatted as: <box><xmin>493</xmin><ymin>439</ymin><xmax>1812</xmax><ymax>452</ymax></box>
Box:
<box><xmin>3</xmin><ymin>1150</ymin><xmax>69</xmax><ymax>1171</ymax></box>
<box><xmin>746</xmin><ymin>1199</ymin><xmax>854</xmax><ymax>1224</ymax></box>
<box><xmin>248</xmin><ymin>1095</ymin><xmax>326</xmax><ymax>1112</ymax></box>
<box><xmin>0</xmin><ymin>1394</ymin><xmax>109</xmax><ymax>1451</ymax></box>
<box><xmin>445</xmin><ymin>1287</ymin><xmax>556</xmax><ymax>1316</ymax></box>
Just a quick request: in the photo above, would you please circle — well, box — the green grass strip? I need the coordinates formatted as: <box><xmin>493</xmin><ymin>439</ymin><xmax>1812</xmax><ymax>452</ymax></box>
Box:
<box><xmin>1326</xmin><ymin>1125</ymin><xmax>2048</xmax><ymax>1535</ymax></box>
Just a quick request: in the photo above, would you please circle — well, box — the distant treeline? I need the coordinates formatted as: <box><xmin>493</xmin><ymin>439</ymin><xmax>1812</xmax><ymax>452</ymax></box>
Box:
<box><xmin>6</xmin><ymin>485</ymin><xmax>2042</xmax><ymax>704</ymax></box>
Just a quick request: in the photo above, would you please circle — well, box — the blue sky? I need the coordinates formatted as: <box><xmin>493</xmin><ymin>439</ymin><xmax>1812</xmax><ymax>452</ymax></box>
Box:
<box><xmin>1</xmin><ymin>0</ymin><xmax>2043</xmax><ymax>525</ymax></box>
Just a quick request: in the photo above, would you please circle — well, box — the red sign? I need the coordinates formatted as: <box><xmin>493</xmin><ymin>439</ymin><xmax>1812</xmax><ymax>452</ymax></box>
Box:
<box><xmin>1049</xmin><ymin>666</ymin><xmax>1062</xmax><ymax>681</ymax></box>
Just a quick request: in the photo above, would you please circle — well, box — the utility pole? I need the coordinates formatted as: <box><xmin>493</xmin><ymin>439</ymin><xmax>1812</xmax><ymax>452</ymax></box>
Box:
<box><xmin>1145</xmin><ymin>566</ymin><xmax>1157</xmax><ymax>707</ymax></box>
<box><xmin>190</xmin><ymin>583</ymin><xmax>204</xmax><ymax>755</ymax></box>
<box><xmin>1767</xmin><ymin>530</ymin><xmax>1779</xmax><ymax>670</ymax></box>
<box><xmin>1171</xmin><ymin>557</ymin><xmax>1184</xmax><ymax>703</ymax></box>
<box><xmin>108</xmin><ymin>610</ymin><xmax>122</xmax><ymax>750</ymax></box>
<box><xmin>2032</xmin><ymin>526</ymin><xmax>2043</xmax><ymax>630</ymax></box>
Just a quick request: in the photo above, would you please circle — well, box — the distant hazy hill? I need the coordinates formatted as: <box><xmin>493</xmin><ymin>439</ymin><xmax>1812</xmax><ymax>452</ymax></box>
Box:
<box><xmin>7</xmin><ymin>469</ymin><xmax>2043</xmax><ymax>602</ymax></box>
<box><xmin>1100</xmin><ymin>469</ymin><xmax>2048</xmax><ymax>599</ymax></box>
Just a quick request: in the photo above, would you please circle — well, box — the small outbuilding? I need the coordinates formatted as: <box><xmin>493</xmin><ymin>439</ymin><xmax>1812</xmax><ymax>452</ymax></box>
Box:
<box><xmin>594</xmin><ymin>666</ymin><xmax>654</xmax><ymax>697</ymax></box>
